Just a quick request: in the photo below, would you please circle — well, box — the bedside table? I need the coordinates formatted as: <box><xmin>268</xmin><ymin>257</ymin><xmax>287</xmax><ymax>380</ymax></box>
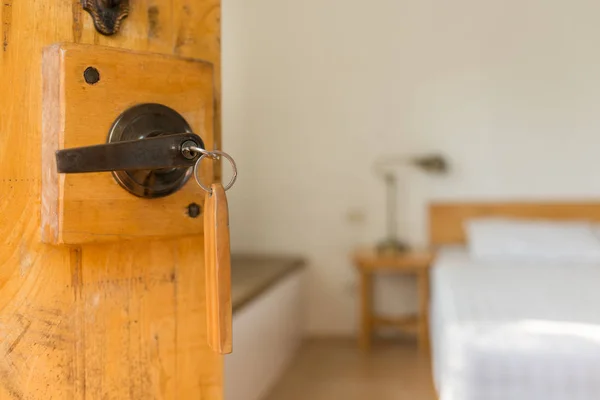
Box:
<box><xmin>352</xmin><ymin>250</ymin><xmax>434</xmax><ymax>352</ymax></box>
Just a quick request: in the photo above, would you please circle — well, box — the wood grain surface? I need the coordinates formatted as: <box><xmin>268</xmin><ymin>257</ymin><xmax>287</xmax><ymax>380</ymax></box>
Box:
<box><xmin>204</xmin><ymin>184</ymin><xmax>232</xmax><ymax>354</ymax></box>
<box><xmin>0</xmin><ymin>0</ymin><xmax>222</xmax><ymax>398</ymax></box>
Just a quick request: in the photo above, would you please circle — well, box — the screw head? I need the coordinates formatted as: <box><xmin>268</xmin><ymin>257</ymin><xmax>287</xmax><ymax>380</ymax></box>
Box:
<box><xmin>84</xmin><ymin>67</ymin><xmax>100</xmax><ymax>85</ymax></box>
<box><xmin>187</xmin><ymin>203</ymin><xmax>201</xmax><ymax>218</ymax></box>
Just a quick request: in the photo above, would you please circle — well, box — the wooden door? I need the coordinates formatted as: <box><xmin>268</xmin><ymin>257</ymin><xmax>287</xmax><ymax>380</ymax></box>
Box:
<box><xmin>0</xmin><ymin>1</ymin><xmax>222</xmax><ymax>399</ymax></box>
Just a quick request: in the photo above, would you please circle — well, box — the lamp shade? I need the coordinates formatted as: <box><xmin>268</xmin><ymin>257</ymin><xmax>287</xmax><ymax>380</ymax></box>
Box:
<box><xmin>374</xmin><ymin>153</ymin><xmax>450</xmax><ymax>175</ymax></box>
<box><xmin>410</xmin><ymin>154</ymin><xmax>449</xmax><ymax>174</ymax></box>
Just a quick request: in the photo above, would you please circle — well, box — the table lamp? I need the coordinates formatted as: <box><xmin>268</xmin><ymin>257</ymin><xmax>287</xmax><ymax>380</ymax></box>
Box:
<box><xmin>374</xmin><ymin>154</ymin><xmax>449</xmax><ymax>254</ymax></box>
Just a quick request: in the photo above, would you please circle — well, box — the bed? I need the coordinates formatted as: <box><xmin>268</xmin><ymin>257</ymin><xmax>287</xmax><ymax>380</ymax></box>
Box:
<box><xmin>429</xmin><ymin>202</ymin><xmax>600</xmax><ymax>400</ymax></box>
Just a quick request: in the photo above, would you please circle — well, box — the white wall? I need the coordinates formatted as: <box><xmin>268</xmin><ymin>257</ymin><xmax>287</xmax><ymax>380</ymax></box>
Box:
<box><xmin>222</xmin><ymin>0</ymin><xmax>600</xmax><ymax>335</ymax></box>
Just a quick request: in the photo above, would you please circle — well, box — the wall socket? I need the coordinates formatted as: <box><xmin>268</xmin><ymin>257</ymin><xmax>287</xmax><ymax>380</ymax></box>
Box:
<box><xmin>345</xmin><ymin>209</ymin><xmax>366</xmax><ymax>225</ymax></box>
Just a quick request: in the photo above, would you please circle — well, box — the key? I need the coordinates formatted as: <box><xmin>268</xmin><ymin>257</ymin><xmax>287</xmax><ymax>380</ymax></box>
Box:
<box><xmin>204</xmin><ymin>182</ymin><xmax>233</xmax><ymax>354</ymax></box>
<box><xmin>184</xmin><ymin>143</ymin><xmax>237</xmax><ymax>355</ymax></box>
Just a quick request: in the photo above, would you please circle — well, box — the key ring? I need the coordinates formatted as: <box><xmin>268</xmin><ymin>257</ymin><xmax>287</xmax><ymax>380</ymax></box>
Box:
<box><xmin>189</xmin><ymin>146</ymin><xmax>238</xmax><ymax>193</ymax></box>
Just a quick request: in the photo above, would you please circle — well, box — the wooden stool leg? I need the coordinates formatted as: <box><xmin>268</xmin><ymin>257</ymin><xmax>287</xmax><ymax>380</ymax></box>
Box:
<box><xmin>417</xmin><ymin>269</ymin><xmax>430</xmax><ymax>353</ymax></box>
<box><xmin>359</xmin><ymin>270</ymin><xmax>373</xmax><ymax>351</ymax></box>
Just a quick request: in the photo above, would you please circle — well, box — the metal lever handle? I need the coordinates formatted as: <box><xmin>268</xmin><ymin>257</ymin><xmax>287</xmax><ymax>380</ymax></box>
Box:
<box><xmin>56</xmin><ymin>133</ymin><xmax>203</xmax><ymax>174</ymax></box>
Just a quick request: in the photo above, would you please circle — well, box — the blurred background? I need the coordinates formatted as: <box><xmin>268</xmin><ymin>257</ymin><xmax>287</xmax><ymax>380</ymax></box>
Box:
<box><xmin>224</xmin><ymin>0</ymin><xmax>600</xmax><ymax>335</ymax></box>
<box><xmin>219</xmin><ymin>1</ymin><xmax>600</xmax><ymax>399</ymax></box>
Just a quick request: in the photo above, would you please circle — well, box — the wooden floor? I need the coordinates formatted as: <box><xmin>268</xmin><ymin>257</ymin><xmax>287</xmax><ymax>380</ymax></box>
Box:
<box><xmin>263</xmin><ymin>339</ymin><xmax>437</xmax><ymax>400</ymax></box>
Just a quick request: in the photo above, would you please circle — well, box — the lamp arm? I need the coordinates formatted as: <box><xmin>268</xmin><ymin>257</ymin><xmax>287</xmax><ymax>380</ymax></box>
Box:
<box><xmin>373</xmin><ymin>156</ymin><xmax>411</xmax><ymax>175</ymax></box>
<box><xmin>374</xmin><ymin>154</ymin><xmax>448</xmax><ymax>175</ymax></box>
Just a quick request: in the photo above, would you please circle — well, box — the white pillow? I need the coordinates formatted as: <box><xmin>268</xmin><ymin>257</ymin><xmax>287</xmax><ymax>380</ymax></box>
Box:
<box><xmin>465</xmin><ymin>218</ymin><xmax>600</xmax><ymax>263</ymax></box>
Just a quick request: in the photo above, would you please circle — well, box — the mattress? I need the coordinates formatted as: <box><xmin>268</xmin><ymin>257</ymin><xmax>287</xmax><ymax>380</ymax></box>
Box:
<box><xmin>431</xmin><ymin>247</ymin><xmax>600</xmax><ymax>400</ymax></box>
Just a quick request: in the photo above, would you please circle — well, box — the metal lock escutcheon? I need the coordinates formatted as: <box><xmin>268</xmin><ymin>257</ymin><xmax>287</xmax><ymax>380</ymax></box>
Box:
<box><xmin>82</xmin><ymin>0</ymin><xmax>130</xmax><ymax>36</ymax></box>
<box><xmin>56</xmin><ymin>103</ymin><xmax>206</xmax><ymax>199</ymax></box>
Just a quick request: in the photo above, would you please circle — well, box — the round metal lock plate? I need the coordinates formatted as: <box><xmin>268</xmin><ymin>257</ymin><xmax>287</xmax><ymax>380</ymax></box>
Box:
<box><xmin>108</xmin><ymin>103</ymin><xmax>199</xmax><ymax>198</ymax></box>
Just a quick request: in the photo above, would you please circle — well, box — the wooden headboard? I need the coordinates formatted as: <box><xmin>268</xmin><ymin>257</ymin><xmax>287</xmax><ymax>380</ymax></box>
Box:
<box><xmin>429</xmin><ymin>202</ymin><xmax>600</xmax><ymax>246</ymax></box>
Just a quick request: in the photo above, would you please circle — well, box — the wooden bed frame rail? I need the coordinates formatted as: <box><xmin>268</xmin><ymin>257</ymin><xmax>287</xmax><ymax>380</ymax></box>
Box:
<box><xmin>429</xmin><ymin>202</ymin><xmax>600</xmax><ymax>246</ymax></box>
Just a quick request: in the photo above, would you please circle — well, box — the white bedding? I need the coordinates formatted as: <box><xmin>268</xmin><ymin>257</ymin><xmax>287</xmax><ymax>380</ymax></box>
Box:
<box><xmin>431</xmin><ymin>247</ymin><xmax>600</xmax><ymax>400</ymax></box>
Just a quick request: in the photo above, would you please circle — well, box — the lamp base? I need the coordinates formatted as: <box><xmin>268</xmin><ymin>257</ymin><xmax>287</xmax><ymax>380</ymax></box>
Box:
<box><xmin>376</xmin><ymin>238</ymin><xmax>410</xmax><ymax>255</ymax></box>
